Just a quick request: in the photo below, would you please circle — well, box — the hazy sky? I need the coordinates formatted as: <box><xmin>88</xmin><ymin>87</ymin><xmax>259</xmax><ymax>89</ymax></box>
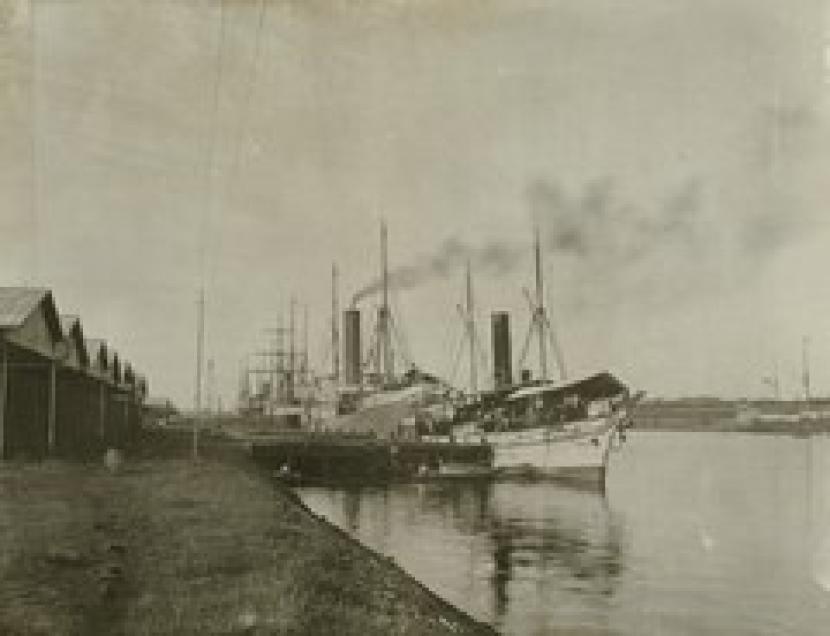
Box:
<box><xmin>1</xmin><ymin>0</ymin><xmax>828</xmax><ymax>407</ymax></box>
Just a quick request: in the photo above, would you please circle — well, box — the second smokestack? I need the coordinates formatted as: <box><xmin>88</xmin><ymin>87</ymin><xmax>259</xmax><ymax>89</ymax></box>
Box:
<box><xmin>343</xmin><ymin>308</ymin><xmax>361</xmax><ymax>386</ymax></box>
<box><xmin>492</xmin><ymin>311</ymin><xmax>512</xmax><ymax>389</ymax></box>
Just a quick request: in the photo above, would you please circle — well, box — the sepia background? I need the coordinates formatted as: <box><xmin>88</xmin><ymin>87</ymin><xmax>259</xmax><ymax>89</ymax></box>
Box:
<box><xmin>1</xmin><ymin>0</ymin><xmax>828</xmax><ymax>409</ymax></box>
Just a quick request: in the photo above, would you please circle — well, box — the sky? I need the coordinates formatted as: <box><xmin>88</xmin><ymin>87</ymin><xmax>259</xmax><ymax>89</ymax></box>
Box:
<box><xmin>1</xmin><ymin>0</ymin><xmax>829</xmax><ymax>407</ymax></box>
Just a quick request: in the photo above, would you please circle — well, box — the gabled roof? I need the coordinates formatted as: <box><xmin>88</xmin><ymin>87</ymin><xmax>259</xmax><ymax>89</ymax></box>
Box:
<box><xmin>0</xmin><ymin>287</ymin><xmax>63</xmax><ymax>341</ymax></box>
<box><xmin>85</xmin><ymin>338</ymin><xmax>109</xmax><ymax>370</ymax></box>
<box><xmin>59</xmin><ymin>314</ymin><xmax>89</xmax><ymax>367</ymax></box>
<box><xmin>123</xmin><ymin>361</ymin><xmax>135</xmax><ymax>385</ymax></box>
<box><xmin>59</xmin><ymin>314</ymin><xmax>79</xmax><ymax>334</ymax></box>
<box><xmin>108</xmin><ymin>349</ymin><xmax>121</xmax><ymax>382</ymax></box>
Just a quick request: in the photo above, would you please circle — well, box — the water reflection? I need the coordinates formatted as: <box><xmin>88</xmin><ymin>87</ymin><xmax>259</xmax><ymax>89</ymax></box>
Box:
<box><xmin>484</xmin><ymin>483</ymin><xmax>623</xmax><ymax>629</ymax></box>
<box><xmin>299</xmin><ymin>433</ymin><xmax>830</xmax><ymax>635</ymax></box>
<box><xmin>304</xmin><ymin>480</ymin><xmax>624</xmax><ymax>632</ymax></box>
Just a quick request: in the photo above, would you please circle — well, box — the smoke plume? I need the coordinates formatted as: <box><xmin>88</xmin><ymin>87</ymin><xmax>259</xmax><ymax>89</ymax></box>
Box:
<box><xmin>351</xmin><ymin>167</ymin><xmax>811</xmax><ymax>307</ymax></box>
<box><xmin>351</xmin><ymin>236</ymin><xmax>524</xmax><ymax>305</ymax></box>
<box><xmin>527</xmin><ymin>176</ymin><xmax>705</xmax><ymax>267</ymax></box>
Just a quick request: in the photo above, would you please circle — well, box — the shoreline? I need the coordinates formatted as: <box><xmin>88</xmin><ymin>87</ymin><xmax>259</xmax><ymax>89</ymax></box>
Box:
<box><xmin>0</xmin><ymin>429</ymin><xmax>497</xmax><ymax>635</ymax></box>
<box><xmin>632</xmin><ymin>423</ymin><xmax>830</xmax><ymax>435</ymax></box>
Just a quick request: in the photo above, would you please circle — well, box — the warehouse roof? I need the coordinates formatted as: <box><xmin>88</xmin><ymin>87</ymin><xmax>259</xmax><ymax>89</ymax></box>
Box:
<box><xmin>0</xmin><ymin>287</ymin><xmax>63</xmax><ymax>345</ymax></box>
<box><xmin>85</xmin><ymin>338</ymin><xmax>109</xmax><ymax>369</ymax></box>
<box><xmin>59</xmin><ymin>314</ymin><xmax>79</xmax><ymax>334</ymax></box>
<box><xmin>60</xmin><ymin>314</ymin><xmax>89</xmax><ymax>368</ymax></box>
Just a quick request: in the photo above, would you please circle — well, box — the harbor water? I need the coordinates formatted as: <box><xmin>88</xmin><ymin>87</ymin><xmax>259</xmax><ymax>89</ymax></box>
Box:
<box><xmin>296</xmin><ymin>432</ymin><xmax>830</xmax><ymax>635</ymax></box>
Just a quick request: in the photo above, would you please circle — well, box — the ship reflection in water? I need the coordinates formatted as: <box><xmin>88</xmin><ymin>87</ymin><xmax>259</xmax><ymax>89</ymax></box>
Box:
<box><xmin>300</xmin><ymin>480</ymin><xmax>624</xmax><ymax>633</ymax></box>
<box><xmin>485</xmin><ymin>483</ymin><xmax>623</xmax><ymax>626</ymax></box>
<box><xmin>298</xmin><ymin>433</ymin><xmax>830</xmax><ymax>635</ymax></box>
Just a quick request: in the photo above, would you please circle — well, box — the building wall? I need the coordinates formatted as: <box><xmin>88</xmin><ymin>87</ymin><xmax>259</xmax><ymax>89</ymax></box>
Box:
<box><xmin>4</xmin><ymin>344</ymin><xmax>50</xmax><ymax>459</ymax></box>
<box><xmin>56</xmin><ymin>370</ymin><xmax>101</xmax><ymax>458</ymax></box>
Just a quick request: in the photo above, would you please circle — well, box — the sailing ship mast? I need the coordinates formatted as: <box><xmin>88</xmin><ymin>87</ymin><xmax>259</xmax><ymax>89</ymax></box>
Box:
<box><xmin>466</xmin><ymin>261</ymin><xmax>477</xmax><ymax>395</ymax></box>
<box><xmin>381</xmin><ymin>220</ymin><xmax>393</xmax><ymax>383</ymax></box>
<box><xmin>331</xmin><ymin>263</ymin><xmax>340</xmax><ymax>382</ymax></box>
<box><xmin>534</xmin><ymin>228</ymin><xmax>548</xmax><ymax>381</ymax></box>
<box><xmin>193</xmin><ymin>287</ymin><xmax>205</xmax><ymax>459</ymax></box>
<box><xmin>518</xmin><ymin>227</ymin><xmax>567</xmax><ymax>383</ymax></box>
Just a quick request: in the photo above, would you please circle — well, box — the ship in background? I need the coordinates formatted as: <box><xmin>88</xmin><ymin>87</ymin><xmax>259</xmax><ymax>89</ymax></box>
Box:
<box><xmin>326</xmin><ymin>220</ymin><xmax>453</xmax><ymax>435</ymax></box>
<box><xmin>236</xmin><ymin>297</ymin><xmax>319</xmax><ymax>429</ymax></box>
<box><xmin>735</xmin><ymin>337</ymin><xmax>830</xmax><ymax>435</ymax></box>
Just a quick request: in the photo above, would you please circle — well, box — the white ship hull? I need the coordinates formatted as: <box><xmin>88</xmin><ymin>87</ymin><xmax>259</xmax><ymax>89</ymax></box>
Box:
<box><xmin>453</xmin><ymin>416</ymin><xmax>620</xmax><ymax>488</ymax></box>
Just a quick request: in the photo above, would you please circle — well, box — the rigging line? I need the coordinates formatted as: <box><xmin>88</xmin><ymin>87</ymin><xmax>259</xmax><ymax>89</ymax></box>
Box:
<box><xmin>447</xmin><ymin>331</ymin><xmax>466</xmax><ymax>389</ymax></box>
<box><xmin>29</xmin><ymin>0</ymin><xmax>39</xmax><ymax>285</ymax></box>
<box><xmin>388</xmin><ymin>314</ymin><xmax>412</xmax><ymax>370</ymax></box>
<box><xmin>224</xmin><ymin>0</ymin><xmax>268</xmax><ymax>204</ymax></box>
<box><xmin>201</xmin><ymin>0</ymin><xmax>228</xmax><ymax>288</ymax></box>
<box><xmin>472</xmin><ymin>329</ymin><xmax>490</xmax><ymax>378</ymax></box>
<box><xmin>545</xmin><ymin>280</ymin><xmax>568</xmax><ymax>380</ymax></box>
<box><xmin>389</xmin><ymin>287</ymin><xmax>413</xmax><ymax>366</ymax></box>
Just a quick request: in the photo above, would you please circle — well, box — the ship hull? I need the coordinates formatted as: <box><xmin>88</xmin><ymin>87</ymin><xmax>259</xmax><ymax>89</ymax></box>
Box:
<box><xmin>453</xmin><ymin>417</ymin><xmax>619</xmax><ymax>490</ymax></box>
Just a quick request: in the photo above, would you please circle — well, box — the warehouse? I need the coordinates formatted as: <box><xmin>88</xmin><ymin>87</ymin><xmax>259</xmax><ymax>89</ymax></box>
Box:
<box><xmin>106</xmin><ymin>348</ymin><xmax>128</xmax><ymax>448</ymax></box>
<box><xmin>86</xmin><ymin>338</ymin><xmax>111</xmax><ymax>445</ymax></box>
<box><xmin>0</xmin><ymin>288</ymin><xmax>63</xmax><ymax>459</ymax></box>
<box><xmin>56</xmin><ymin>315</ymin><xmax>97</xmax><ymax>458</ymax></box>
<box><xmin>0</xmin><ymin>287</ymin><xmax>147</xmax><ymax>460</ymax></box>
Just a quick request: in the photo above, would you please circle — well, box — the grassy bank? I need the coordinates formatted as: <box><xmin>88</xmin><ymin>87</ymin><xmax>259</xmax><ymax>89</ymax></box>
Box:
<box><xmin>0</xmin><ymin>435</ymin><xmax>496</xmax><ymax>635</ymax></box>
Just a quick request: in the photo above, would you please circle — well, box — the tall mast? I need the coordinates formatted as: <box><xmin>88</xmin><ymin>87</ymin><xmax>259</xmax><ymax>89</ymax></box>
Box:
<box><xmin>802</xmin><ymin>336</ymin><xmax>811</xmax><ymax>403</ymax></box>
<box><xmin>466</xmin><ymin>260</ymin><xmax>477</xmax><ymax>395</ymax></box>
<box><xmin>302</xmin><ymin>303</ymin><xmax>309</xmax><ymax>386</ymax></box>
<box><xmin>773</xmin><ymin>358</ymin><xmax>781</xmax><ymax>400</ymax></box>
<box><xmin>534</xmin><ymin>227</ymin><xmax>548</xmax><ymax>381</ymax></box>
<box><xmin>288</xmin><ymin>296</ymin><xmax>296</xmax><ymax>402</ymax></box>
<box><xmin>331</xmin><ymin>263</ymin><xmax>340</xmax><ymax>382</ymax></box>
<box><xmin>276</xmin><ymin>312</ymin><xmax>284</xmax><ymax>405</ymax></box>
<box><xmin>193</xmin><ymin>287</ymin><xmax>205</xmax><ymax>459</ymax></box>
<box><xmin>206</xmin><ymin>358</ymin><xmax>215</xmax><ymax>414</ymax></box>
<box><xmin>380</xmin><ymin>219</ymin><xmax>392</xmax><ymax>383</ymax></box>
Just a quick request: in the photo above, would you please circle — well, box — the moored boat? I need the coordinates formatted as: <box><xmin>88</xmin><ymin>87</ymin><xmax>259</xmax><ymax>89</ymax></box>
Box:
<box><xmin>424</xmin><ymin>371</ymin><xmax>633</xmax><ymax>489</ymax></box>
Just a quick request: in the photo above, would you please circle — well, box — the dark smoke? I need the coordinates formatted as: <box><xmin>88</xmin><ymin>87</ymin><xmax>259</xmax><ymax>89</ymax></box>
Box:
<box><xmin>528</xmin><ymin>176</ymin><xmax>705</xmax><ymax>266</ymax></box>
<box><xmin>351</xmin><ymin>176</ymin><xmax>710</xmax><ymax>304</ymax></box>
<box><xmin>351</xmin><ymin>236</ymin><xmax>525</xmax><ymax>304</ymax></box>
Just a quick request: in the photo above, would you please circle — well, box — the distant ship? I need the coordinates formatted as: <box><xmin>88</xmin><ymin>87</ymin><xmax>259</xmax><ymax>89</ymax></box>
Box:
<box><xmin>735</xmin><ymin>402</ymin><xmax>830</xmax><ymax>436</ymax></box>
<box><xmin>735</xmin><ymin>339</ymin><xmax>830</xmax><ymax>436</ymax></box>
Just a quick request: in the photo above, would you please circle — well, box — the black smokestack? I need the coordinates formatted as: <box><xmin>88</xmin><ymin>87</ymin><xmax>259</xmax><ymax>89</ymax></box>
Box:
<box><xmin>343</xmin><ymin>308</ymin><xmax>361</xmax><ymax>386</ymax></box>
<box><xmin>491</xmin><ymin>311</ymin><xmax>512</xmax><ymax>389</ymax></box>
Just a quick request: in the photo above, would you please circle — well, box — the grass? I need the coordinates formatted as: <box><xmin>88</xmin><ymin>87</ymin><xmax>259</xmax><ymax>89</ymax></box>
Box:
<box><xmin>0</xmin><ymin>434</ymin><xmax>496</xmax><ymax>635</ymax></box>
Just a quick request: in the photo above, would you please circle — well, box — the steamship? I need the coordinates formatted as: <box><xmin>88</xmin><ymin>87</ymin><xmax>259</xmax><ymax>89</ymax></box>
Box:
<box><xmin>430</xmin><ymin>371</ymin><xmax>632</xmax><ymax>488</ymax></box>
<box><xmin>427</xmin><ymin>226</ymin><xmax>638</xmax><ymax>488</ymax></box>
<box><xmin>331</xmin><ymin>222</ymin><xmax>634</xmax><ymax>488</ymax></box>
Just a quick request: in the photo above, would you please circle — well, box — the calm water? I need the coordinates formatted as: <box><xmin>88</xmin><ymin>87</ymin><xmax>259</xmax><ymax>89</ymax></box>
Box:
<box><xmin>296</xmin><ymin>432</ymin><xmax>830</xmax><ymax>635</ymax></box>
